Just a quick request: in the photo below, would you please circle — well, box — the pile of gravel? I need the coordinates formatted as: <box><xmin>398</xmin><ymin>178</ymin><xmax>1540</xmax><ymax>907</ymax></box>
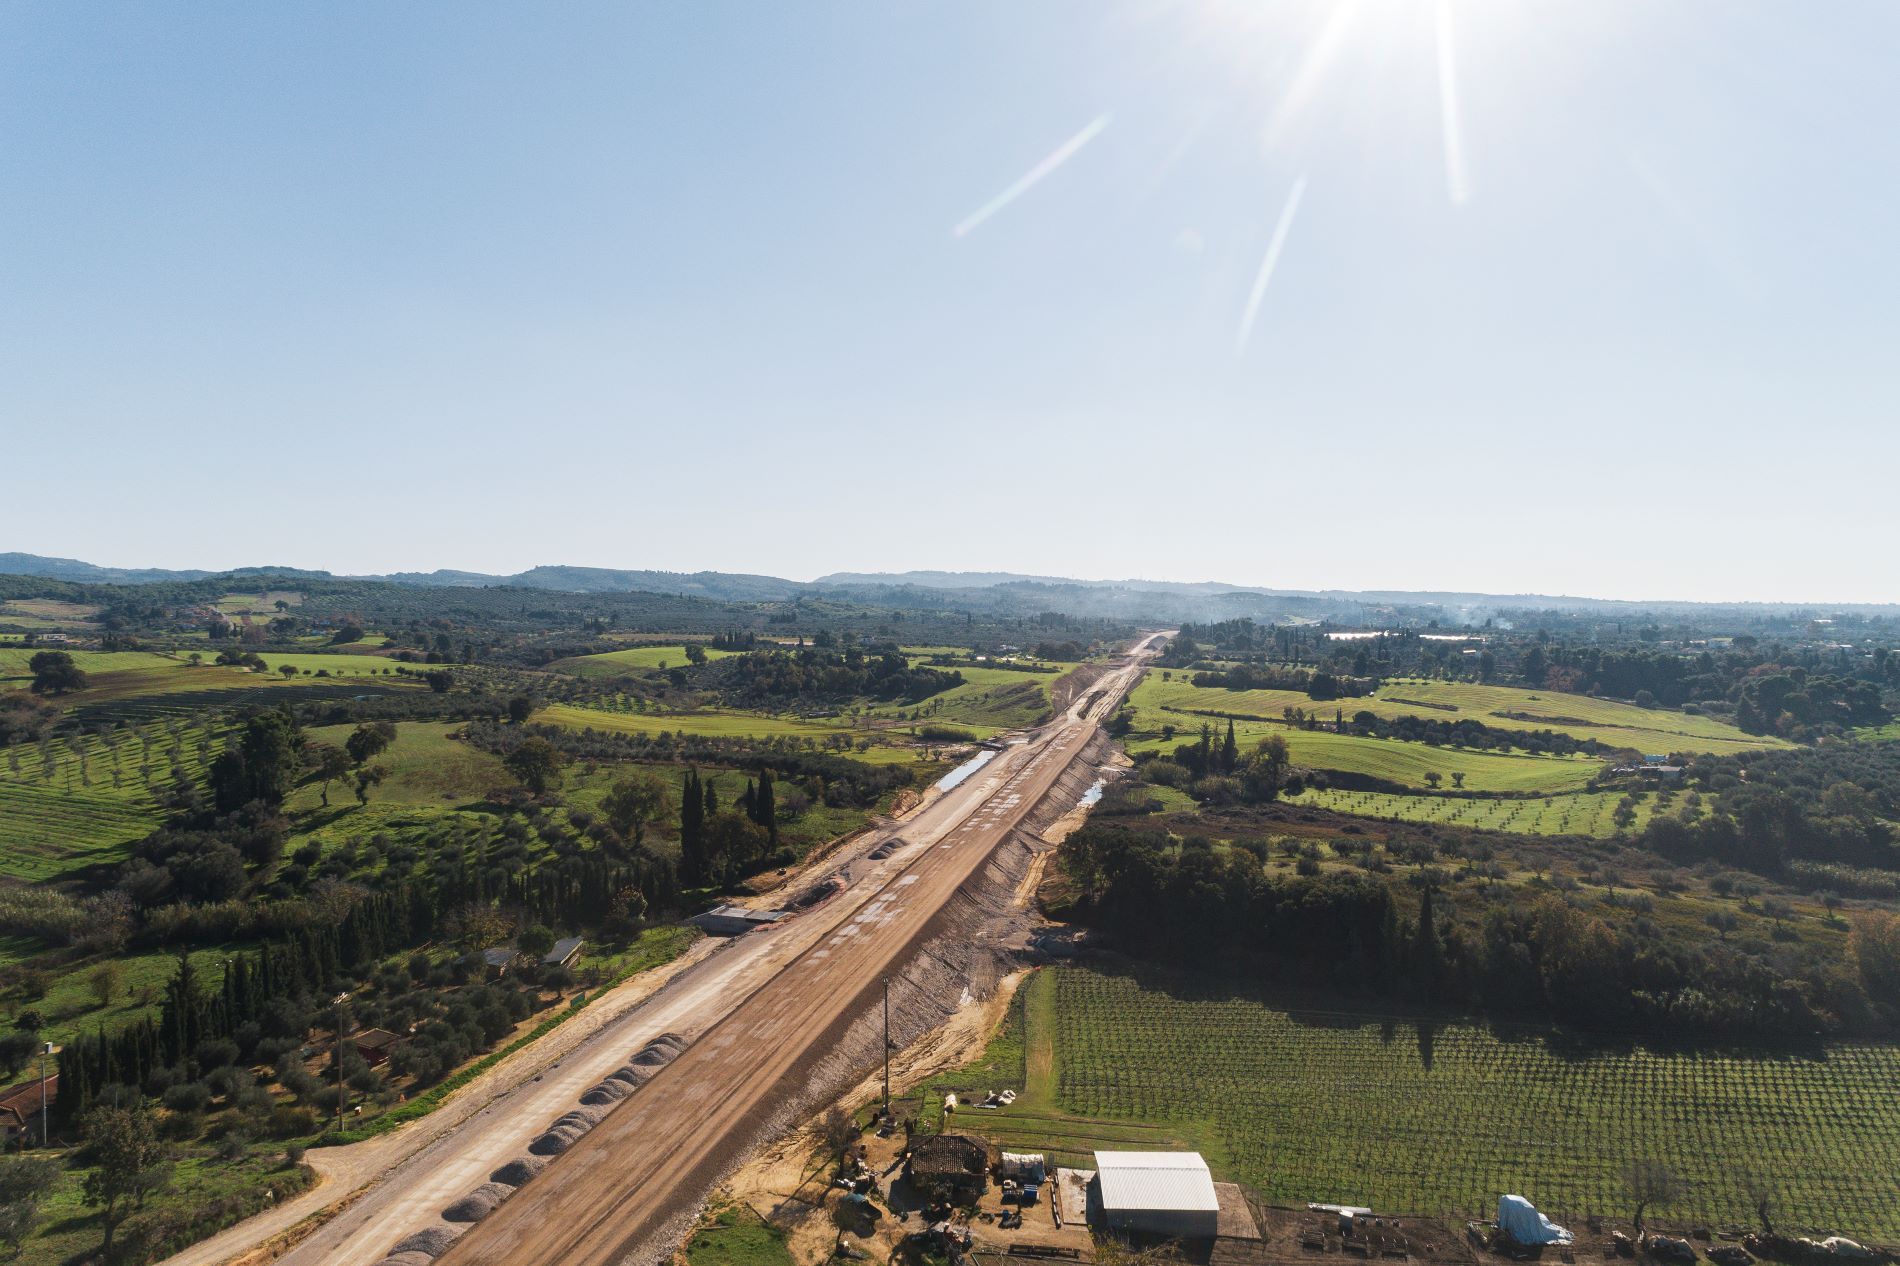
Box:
<box><xmin>631</xmin><ymin>1033</ymin><xmax>687</xmax><ymax>1066</ymax></box>
<box><xmin>490</xmin><ymin>1155</ymin><xmax>547</xmax><ymax>1187</ymax></box>
<box><xmin>557</xmin><ymin>1104</ymin><xmax>610</xmax><ymax>1128</ymax></box>
<box><xmin>373</xmin><ymin>1254</ymin><xmax>437</xmax><ymax>1266</ymax></box>
<box><xmin>530</xmin><ymin>1124</ymin><xmax>584</xmax><ymax>1156</ymax></box>
<box><xmin>443</xmin><ymin>1181</ymin><xmax>515</xmax><ymax>1223</ymax></box>
<box><xmin>389</xmin><ymin>1226</ymin><xmax>461</xmax><ymax>1257</ymax></box>
<box><xmin>581</xmin><ymin>1077</ymin><xmax>637</xmax><ymax>1106</ymax></box>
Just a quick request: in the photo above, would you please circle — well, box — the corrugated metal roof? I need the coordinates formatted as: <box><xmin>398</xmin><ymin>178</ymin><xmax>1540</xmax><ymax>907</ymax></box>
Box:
<box><xmin>1093</xmin><ymin>1151</ymin><xmax>1219</xmax><ymax>1213</ymax></box>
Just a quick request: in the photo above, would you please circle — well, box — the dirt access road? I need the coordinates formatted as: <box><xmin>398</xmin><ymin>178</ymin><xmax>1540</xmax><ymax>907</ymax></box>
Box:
<box><xmin>430</xmin><ymin>634</ymin><xmax>1165</xmax><ymax>1266</ymax></box>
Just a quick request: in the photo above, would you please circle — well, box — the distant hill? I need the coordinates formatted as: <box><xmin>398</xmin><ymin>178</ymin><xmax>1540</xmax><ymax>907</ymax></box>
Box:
<box><xmin>0</xmin><ymin>554</ymin><xmax>801</xmax><ymax>605</ymax></box>
<box><xmin>2</xmin><ymin>554</ymin><xmax>1893</xmax><ymax>620</ymax></box>
<box><xmin>815</xmin><ymin>570</ymin><xmax>1095</xmax><ymax>590</ymax></box>
<box><xmin>379</xmin><ymin>565</ymin><xmax>803</xmax><ymax>602</ymax></box>
<box><xmin>0</xmin><ymin>552</ymin><xmax>332</xmax><ymax>585</ymax></box>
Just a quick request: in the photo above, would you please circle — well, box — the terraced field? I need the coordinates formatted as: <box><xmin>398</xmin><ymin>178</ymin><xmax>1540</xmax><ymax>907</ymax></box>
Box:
<box><xmin>0</xmin><ymin>780</ymin><xmax>161</xmax><ymax>880</ymax></box>
<box><xmin>933</xmin><ymin>966</ymin><xmax>1900</xmax><ymax>1239</ymax></box>
<box><xmin>0</xmin><ymin>718</ymin><xmax>229</xmax><ymax>879</ymax></box>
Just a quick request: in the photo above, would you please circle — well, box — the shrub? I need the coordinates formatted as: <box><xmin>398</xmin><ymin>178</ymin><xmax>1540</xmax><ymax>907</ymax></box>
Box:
<box><xmin>270</xmin><ymin>1105</ymin><xmax>318</xmax><ymax>1138</ymax></box>
<box><xmin>162</xmin><ymin>1082</ymin><xmax>212</xmax><ymax>1115</ymax></box>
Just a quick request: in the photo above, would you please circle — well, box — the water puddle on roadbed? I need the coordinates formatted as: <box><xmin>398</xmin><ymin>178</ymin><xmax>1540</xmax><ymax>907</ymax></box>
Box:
<box><xmin>935</xmin><ymin>748</ymin><xmax>996</xmax><ymax>791</ymax></box>
<box><xmin>1079</xmin><ymin>778</ymin><xmax>1105</xmax><ymax>807</ymax></box>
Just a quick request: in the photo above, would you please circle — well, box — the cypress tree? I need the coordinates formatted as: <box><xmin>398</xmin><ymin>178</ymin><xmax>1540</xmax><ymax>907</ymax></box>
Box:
<box><xmin>1221</xmin><ymin>721</ymin><xmax>1238</xmax><ymax>774</ymax></box>
<box><xmin>1414</xmin><ymin>887</ymin><xmax>1443</xmax><ymax>994</ymax></box>
<box><xmin>159</xmin><ymin>953</ymin><xmax>205</xmax><ymax>1066</ymax></box>
<box><xmin>756</xmin><ymin>770</ymin><xmax>778</xmax><ymax>847</ymax></box>
<box><xmin>680</xmin><ymin>770</ymin><xmax>705</xmax><ymax>887</ymax></box>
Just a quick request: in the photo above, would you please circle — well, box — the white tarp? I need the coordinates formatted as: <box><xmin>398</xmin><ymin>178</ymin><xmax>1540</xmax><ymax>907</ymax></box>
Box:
<box><xmin>1001</xmin><ymin>1153</ymin><xmax>1047</xmax><ymax>1182</ymax></box>
<box><xmin>1498</xmin><ymin>1195</ymin><xmax>1573</xmax><ymax>1246</ymax></box>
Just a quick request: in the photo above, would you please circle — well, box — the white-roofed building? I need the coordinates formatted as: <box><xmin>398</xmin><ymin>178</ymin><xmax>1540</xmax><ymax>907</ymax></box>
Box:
<box><xmin>1093</xmin><ymin>1151</ymin><xmax>1221</xmax><ymax>1238</ymax></box>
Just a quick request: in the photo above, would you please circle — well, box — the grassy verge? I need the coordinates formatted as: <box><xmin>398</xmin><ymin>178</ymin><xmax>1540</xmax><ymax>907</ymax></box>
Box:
<box><xmin>684</xmin><ymin>1202</ymin><xmax>796</xmax><ymax>1266</ymax></box>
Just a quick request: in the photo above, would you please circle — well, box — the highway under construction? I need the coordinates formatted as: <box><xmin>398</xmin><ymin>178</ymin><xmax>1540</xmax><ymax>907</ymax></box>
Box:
<box><xmin>423</xmin><ymin>635</ymin><xmax>1161</xmax><ymax>1266</ymax></box>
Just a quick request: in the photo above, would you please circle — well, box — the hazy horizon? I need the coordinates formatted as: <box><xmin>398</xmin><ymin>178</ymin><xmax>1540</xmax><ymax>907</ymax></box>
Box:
<box><xmin>6</xmin><ymin>546</ymin><xmax>1896</xmax><ymax>609</ymax></box>
<box><xmin>5</xmin><ymin>2</ymin><xmax>1897</xmax><ymax>602</ymax></box>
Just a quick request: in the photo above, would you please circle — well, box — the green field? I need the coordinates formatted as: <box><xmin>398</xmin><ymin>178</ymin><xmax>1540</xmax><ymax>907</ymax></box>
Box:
<box><xmin>0</xmin><ymin>650</ymin><xmax>422</xmax><ymax>728</ymax></box>
<box><xmin>289</xmin><ymin>721</ymin><xmax>511</xmax><ymax>810</ymax></box>
<box><xmin>534</xmin><ymin>702</ymin><xmax>921</xmax><ymax>765</ymax></box>
<box><xmin>863</xmin><ymin>662</ymin><xmax>1056</xmax><ymax>733</ymax></box>
<box><xmin>1286</xmin><ymin>787</ymin><xmax>1660</xmax><ymax>837</ymax></box>
<box><xmin>548</xmin><ymin>644</ymin><xmax>741</xmax><ymax>677</ymax></box>
<box><xmin>212</xmin><ymin>589</ymin><xmax>304</xmax><ymax>615</ymax></box>
<box><xmin>0</xmin><ymin>648</ymin><xmax>188</xmax><ymax>682</ymax></box>
<box><xmin>1133</xmin><ymin>674</ymin><xmax>1781</xmax><ymax>757</ymax></box>
<box><xmin>932</xmin><ymin>966</ymin><xmax>1900</xmax><ymax>1239</ymax></box>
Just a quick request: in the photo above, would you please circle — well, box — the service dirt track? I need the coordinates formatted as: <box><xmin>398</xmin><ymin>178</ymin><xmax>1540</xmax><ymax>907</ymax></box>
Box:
<box><xmin>431</xmin><ymin>635</ymin><xmax>1164</xmax><ymax>1266</ymax></box>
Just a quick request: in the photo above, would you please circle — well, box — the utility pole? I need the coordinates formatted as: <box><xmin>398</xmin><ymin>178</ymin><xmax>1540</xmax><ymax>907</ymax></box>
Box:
<box><xmin>333</xmin><ymin>1009</ymin><xmax>346</xmax><ymax>1134</ymax></box>
<box><xmin>39</xmin><ymin>1041</ymin><xmax>52</xmax><ymax>1146</ymax></box>
<box><xmin>882</xmin><ymin>977</ymin><xmax>891</xmax><ymax>1122</ymax></box>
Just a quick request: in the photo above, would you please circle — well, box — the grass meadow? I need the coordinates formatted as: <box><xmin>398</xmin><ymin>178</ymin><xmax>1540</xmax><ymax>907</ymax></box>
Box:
<box><xmin>1133</xmin><ymin>674</ymin><xmax>1782</xmax><ymax>757</ymax></box>
<box><xmin>547</xmin><ymin>644</ymin><xmax>741</xmax><ymax>677</ymax></box>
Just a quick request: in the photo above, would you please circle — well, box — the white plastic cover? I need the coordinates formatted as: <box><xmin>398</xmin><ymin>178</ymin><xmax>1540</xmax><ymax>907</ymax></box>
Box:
<box><xmin>1001</xmin><ymin>1152</ymin><xmax>1047</xmax><ymax>1181</ymax></box>
<box><xmin>1497</xmin><ymin>1195</ymin><xmax>1573</xmax><ymax>1246</ymax></box>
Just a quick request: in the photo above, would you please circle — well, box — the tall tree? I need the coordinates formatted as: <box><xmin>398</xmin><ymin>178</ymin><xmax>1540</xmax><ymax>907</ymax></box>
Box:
<box><xmin>345</xmin><ymin>722</ymin><xmax>396</xmax><ymax>767</ymax></box>
<box><xmin>604</xmin><ymin>772</ymin><xmax>673</xmax><ymax>854</ymax></box>
<box><xmin>208</xmin><ymin>709</ymin><xmax>303</xmax><ymax>812</ymax></box>
<box><xmin>754</xmin><ymin>770</ymin><xmax>779</xmax><ymax>848</ymax></box>
<box><xmin>0</xmin><ymin>1156</ymin><xmax>59</xmax><ymax>1255</ymax></box>
<box><xmin>27</xmin><ymin>650</ymin><xmax>86</xmax><ymax>696</ymax></box>
<box><xmin>81</xmin><ymin>1102</ymin><xmax>171</xmax><ymax>1255</ymax></box>
<box><xmin>679</xmin><ymin>770</ymin><xmax>706</xmax><ymax>886</ymax></box>
<box><xmin>503</xmin><ymin>737</ymin><xmax>563</xmax><ymax>796</ymax></box>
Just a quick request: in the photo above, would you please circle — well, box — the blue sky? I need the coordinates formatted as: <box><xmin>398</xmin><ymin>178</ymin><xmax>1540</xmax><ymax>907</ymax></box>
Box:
<box><xmin>3</xmin><ymin>2</ymin><xmax>1896</xmax><ymax>601</ymax></box>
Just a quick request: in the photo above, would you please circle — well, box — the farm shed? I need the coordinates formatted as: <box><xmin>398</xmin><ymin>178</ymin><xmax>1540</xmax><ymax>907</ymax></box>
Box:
<box><xmin>1093</xmin><ymin>1151</ymin><xmax>1220</xmax><ymax>1239</ymax></box>
<box><xmin>906</xmin><ymin>1133</ymin><xmax>992</xmax><ymax>1204</ymax></box>
<box><xmin>689</xmin><ymin>904</ymin><xmax>789</xmax><ymax>936</ymax></box>
<box><xmin>0</xmin><ymin>1074</ymin><xmax>55</xmax><ymax>1144</ymax></box>
<box><xmin>352</xmin><ymin>1028</ymin><xmax>404</xmax><ymax>1067</ymax></box>
<box><xmin>542</xmin><ymin>937</ymin><xmax>585</xmax><ymax>967</ymax></box>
